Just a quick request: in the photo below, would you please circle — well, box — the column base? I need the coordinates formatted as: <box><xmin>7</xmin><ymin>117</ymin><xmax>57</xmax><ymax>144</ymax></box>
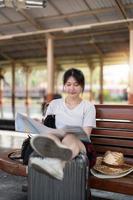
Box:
<box><xmin>0</xmin><ymin>100</ymin><xmax>4</xmax><ymax>105</ymax></box>
<box><xmin>128</xmin><ymin>93</ymin><xmax>133</xmax><ymax>104</ymax></box>
<box><xmin>0</xmin><ymin>97</ymin><xmax>4</xmax><ymax>105</ymax></box>
<box><xmin>25</xmin><ymin>98</ymin><xmax>32</xmax><ymax>105</ymax></box>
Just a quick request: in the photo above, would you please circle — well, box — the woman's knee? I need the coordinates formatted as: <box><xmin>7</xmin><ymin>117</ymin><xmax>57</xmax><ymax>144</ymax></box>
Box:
<box><xmin>62</xmin><ymin>134</ymin><xmax>78</xmax><ymax>143</ymax></box>
<box><xmin>63</xmin><ymin>134</ymin><xmax>86</xmax><ymax>153</ymax></box>
<box><xmin>62</xmin><ymin>135</ymin><xmax>79</xmax><ymax>151</ymax></box>
<box><xmin>46</xmin><ymin>133</ymin><xmax>61</xmax><ymax>143</ymax></box>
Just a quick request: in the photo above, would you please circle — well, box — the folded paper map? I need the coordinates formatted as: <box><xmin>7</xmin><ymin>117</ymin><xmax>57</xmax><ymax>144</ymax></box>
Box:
<box><xmin>15</xmin><ymin>113</ymin><xmax>90</xmax><ymax>142</ymax></box>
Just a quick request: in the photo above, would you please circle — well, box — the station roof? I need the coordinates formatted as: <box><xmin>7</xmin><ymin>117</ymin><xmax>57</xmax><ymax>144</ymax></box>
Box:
<box><xmin>0</xmin><ymin>0</ymin><xmax>133</xmax><ymax>68</ymax></box>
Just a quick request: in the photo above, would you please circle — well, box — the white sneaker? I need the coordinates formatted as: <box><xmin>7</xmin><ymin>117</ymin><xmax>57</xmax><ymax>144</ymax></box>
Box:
<box><xmin>30</xmin><ymin>157</ymin><xmax>64</xmax><ymax>180</ymax></box>
<box><xmin>30</xmin><ymin>135</ymin><xmax>72</xmax><ymax>161</ymax></box>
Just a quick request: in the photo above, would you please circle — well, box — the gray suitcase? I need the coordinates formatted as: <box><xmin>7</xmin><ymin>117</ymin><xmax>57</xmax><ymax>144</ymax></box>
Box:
<box><xmin>28</xmin><ymin>154</ymin><xmax>89</xmax><ymax>200</ymax></box>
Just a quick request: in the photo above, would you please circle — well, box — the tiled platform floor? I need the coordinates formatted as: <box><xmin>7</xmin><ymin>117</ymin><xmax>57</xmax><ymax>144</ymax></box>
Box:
<box><xmin>91</xmin><ymin>189</ymin><xmax>133</xmax><ymax>200</ymax></box>
<box><xmin>0</xmin><ymin>170</ymin><xmax>27</xmax><ymax>200</ymax></box>
<box><xmin>0</xmin><ymin>170</ymin><xmax>133</xmax><ymax>200</ymax></box>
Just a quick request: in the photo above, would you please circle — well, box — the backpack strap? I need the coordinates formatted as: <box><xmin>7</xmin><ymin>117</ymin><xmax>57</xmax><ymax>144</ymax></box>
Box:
<box><xmin>8</xmin><ymin>150</ymin><xmax>22</xmax><ymax>160</ymax></box>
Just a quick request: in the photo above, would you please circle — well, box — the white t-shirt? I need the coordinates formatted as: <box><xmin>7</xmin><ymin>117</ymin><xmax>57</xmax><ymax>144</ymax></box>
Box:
<box><xmin>44</xmin><ymin>98</ymin><xmax>96</xmax><ymax>129</ymax></box>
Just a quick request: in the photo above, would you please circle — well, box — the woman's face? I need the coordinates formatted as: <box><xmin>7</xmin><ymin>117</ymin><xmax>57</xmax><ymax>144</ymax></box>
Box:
<box><xmin>64</xmin><ymin>76</ymin><xmax>83</xmax><ymax>97</ymax></box>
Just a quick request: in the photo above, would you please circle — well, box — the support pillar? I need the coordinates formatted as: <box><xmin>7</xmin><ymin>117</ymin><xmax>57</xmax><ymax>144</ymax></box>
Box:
<box><xmin>12</xmin><ymin>62</ymin><xmax>15</xmax><ymax>118</ymax></box>
<box><xmin>54</xmin><ymin>63</ymin><xmax>60</xmax><ymax>93</ymax></box>
<box><xmin>25</xmin><ymin>67</ymin><xmax>31</xmax><ymax>105</ymax></box>
<box><xmin>0</xmin><ymin>69</ymin><xmax>3</xmax><ymax>105</ymax></box>
<box><xmin>128</xmin><ymin>27</ymin><xmax>133</xmax><ymax>104</ymax></box>
<box><xmin>88</xmin><ymin>63</ymin><xmax>94</xmax><ymax>101</ymax></box>
<box><xmin>46</xmin><ymin>34</ymin><xmax>55</xmax><ymax>102</ymax></box>
<box><xmin>99</xmin><ymin>59</ymin><xmax>104</xmax><ymax>104</ymax></box>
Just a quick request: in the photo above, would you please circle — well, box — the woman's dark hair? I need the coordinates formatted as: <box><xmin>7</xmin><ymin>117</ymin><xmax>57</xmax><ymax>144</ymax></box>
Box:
<box><xmin>63</xmin><ymin>68</ymin><xmax>85</xmax><ymax>92</ymax></box>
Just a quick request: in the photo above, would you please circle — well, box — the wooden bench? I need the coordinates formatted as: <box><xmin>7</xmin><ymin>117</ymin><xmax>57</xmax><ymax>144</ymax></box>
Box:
<box><xmin>0</xmin><ymin>130</ymin><xmax>27</xmax><ymax>177</ymax></box>
<box><xmin>0</xmin><ymin>149</ymin><xmax>27</xmax><ymax>177</ymax></box>
<box><xmin>90</xmin><ymin>105</ymin><xmax>133</xmax><ymax>196</ymax></box>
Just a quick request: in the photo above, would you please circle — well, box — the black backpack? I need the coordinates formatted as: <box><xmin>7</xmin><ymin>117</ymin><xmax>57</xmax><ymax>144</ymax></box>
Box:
<box><xmin>8</xmin><ymin>136</ymin><xmax>33</xmax><ymax>165</ymax></box>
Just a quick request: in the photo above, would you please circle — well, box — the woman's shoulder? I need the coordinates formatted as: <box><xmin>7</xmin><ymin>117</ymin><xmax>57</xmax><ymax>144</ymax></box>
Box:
<box><xmin>82</xmin><ymin>100</ymin><xmax>96</xmax><ymax>114</ymax></box>
<box><xmin>82</xmin><ymin>99</ymin><xmax>95</xmax><ymax>107</ymax></box>
<box><xmin>49</xmin><ymin>98</ymin><xmax>63</xmax><ymax>106</ymax></box>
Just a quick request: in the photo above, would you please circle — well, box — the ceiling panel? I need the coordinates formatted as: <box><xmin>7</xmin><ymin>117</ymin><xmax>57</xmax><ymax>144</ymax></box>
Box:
<box><xmin>0</xmin><ymin>0</ymin><xmax>132</xmax><ymax>66</ymax></box>
<box><xmin>85</xmin><ymin>0</ymin><xmax>115</xmax><ymax>9</ymax></box>
<box><xmin>1</xmin><ymin>8</ymin><xmax>25</xmax><ymax>21</ymax></box>
<box><xmin>49</xmin><ymin>0</ymin><xmax>89</xmax><ymax>14</ymax></box>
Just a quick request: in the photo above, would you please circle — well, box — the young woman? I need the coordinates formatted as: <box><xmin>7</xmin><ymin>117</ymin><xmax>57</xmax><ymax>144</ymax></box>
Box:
<box><xmin>30</xmin><ymin>68</ymin><xmax>96</xmax><ymax>180</ymax></box>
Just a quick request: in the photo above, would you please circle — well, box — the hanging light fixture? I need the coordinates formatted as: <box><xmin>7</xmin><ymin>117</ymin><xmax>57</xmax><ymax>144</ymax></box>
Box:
<box><xmin>0</xmin><ymin>0</ymin><xmax>47</xmax><ymax>9</ymax></box>
<box><xmin>25</xmin><ymin>0</ymin><xmax>46</xmax><ymax>8</ymax></box>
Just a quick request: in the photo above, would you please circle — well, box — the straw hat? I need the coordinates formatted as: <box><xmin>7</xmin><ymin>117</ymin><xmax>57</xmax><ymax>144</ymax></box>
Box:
<box><xmin>91</xmin><ymin>151</ymin><xmax>133</xmax><ymax>178</ymax></box>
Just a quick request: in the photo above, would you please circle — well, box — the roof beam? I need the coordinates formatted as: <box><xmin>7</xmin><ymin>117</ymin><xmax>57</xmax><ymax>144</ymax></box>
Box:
<box><xmin>114</xmin><ymin>0</ymin><xmax>129</xmax><ymax>29</ymax></box>
<box><xmin>48</xmin><ymin>0</ymin><xmax>73</xmax><ymax>26</ymax></box>
<box><xmin>115</xmin><ymin>0</ymin><xmax>128</xmax><ymax>19</ymax></box>
<box><xmin>0</xmin><ymin>50</ymin><xmax>31</xmax><ymax>68</ymax></box>
<box><xmin>0</xmin><ymin>51</ymin><xmax>13</xmax><ymax>61</ymax></box>
<box><xmin>37</xmin><ymin>7</ymin><xmax>118</xmax><ymax>21</ymax></box>
<box><xmin>0</xmin><ymin>4</ymin><xmax>132</xmax><ymax>33</ymax></box>
<box><xmin>55</xmin><ymin>28</ymin><xmax>128</xmax><ymax>40</ymax></box>
<box><xmin>82</xmin><ymin>0</ymin><xmax>102</xmax><ymax>57</ymax></box>
<box><xmin>91</xmin><ymin>43</ymin><xmax>103</xmax><ymax>57</ymax></box>
<box><xmin>34</xmin><ymin>4</ymin><xmax>133</xmax><ymax>22</ymax></box>
<box><xmin>18</xmin><ymin>10</ymin><xmax>43</xmax><ymax>30</ymax></box>
<box><xmin>57</xmin><ymin>58</ymin><xmax>128</xmax><ymax>66</ymax></box>
<box><xmin>0</xmin><ymin>28</ymin><xmax>128</xmax><ymax>46</ymax></box>
<box><xmin>83</xmin><ymin>0</ymin><xmax>100</xmax><ymax>22</ymax></box>
<box><xmin>0</xmin><ymin>4</ymin><xmax>133</xmax><ymax>30</ymax></box>
<box><xmin>0</xmin><ymin>18</ymin><xmax>132</xmax><ymax>41</ymax></box>
<box><xmin>0</xmin><ymin>51</ymin><xmax>128</xmax><ymax>67</ymax></box>
<box><xmin>0</xmin><ymin>9</ymin><xmax>26</xmax><ymax>33</ymax></box>
<box><xmin>0</xmin><ymin>39</ymin><xmax>128</xmax><ymax>54</ymax></box>
<box><xmin>0</xmin><ymin>8</ymin><xmax>113</xmax><ymax>31</ymax></box>
<box><xmin>0</xmin><ymin>36</ymin><xmax>128</xmax><ymax>49</ymax></box>
<box><xmin>3</xmin><ymin>46</ymin><xmax>127</xmax><ymax>60</ymax></box>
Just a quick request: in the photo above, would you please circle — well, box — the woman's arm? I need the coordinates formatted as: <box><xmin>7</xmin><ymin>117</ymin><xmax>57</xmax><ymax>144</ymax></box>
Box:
<box><xmin>83</xmin><ymin>127</ymin><xmax>92</xmax><ymax>138</ymax></box>
<box><xmin>74</xmin><ymin>127</ymin><xmax>92</xmax><ymax>141</ymax></box>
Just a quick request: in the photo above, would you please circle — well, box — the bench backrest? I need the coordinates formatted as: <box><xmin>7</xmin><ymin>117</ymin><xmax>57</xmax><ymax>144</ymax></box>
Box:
<box><xmin>91</xmin><ymin>105</ymin><xmax>133</xmax><ymax>164</ymax></box>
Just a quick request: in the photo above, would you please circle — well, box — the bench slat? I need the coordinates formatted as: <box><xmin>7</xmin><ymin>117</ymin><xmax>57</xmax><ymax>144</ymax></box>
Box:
<box><xmin>92</xmin><ymin>137</ymin><xmax>133</xmax><ymax>147</ymax></box>
<box><xmin>90</xmin><ymin>174</ymin><xmax>133</xmax><ymax>195</ymax></box>
<box><xmin>94</xmin><ymin>145</ymin><xmax>133</xmax><ymax>157</ymax></box>
<box><xmin>92</xmin><ymin>129</ymin><xmax>133</xmax><ymax>138</ymax></box>
<box><xmin>96</xmin><ymin>105</ymin><xmax>133</xmax><ymax>121</ymax></box>
<box><xmin>96</xmin><ymin>121</ymin><xmax>133</xmax><ymax>129</ymax></box>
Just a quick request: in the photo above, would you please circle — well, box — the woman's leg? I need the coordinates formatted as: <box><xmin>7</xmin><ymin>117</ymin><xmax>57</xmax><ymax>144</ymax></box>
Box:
<box><xmin>62</xmin><ymin>134</ymin><xmax>86</xmax><ymax>159</ymax></box>
<box><xmin>30</xmin><ymin>133</ymin><xmax>72</xmax><ymax>161</ymax></box>
<box><xmin>44</xmin><ymin>133</ymin><xmax>62</xmax><ymax>143</ymax></box>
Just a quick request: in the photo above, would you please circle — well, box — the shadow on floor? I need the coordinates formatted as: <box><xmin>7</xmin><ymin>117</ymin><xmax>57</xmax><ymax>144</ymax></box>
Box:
<box><xmin>0</xmin><ymin>170</ymin><xmax>27</xmax><ymax>200</ymax></box>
